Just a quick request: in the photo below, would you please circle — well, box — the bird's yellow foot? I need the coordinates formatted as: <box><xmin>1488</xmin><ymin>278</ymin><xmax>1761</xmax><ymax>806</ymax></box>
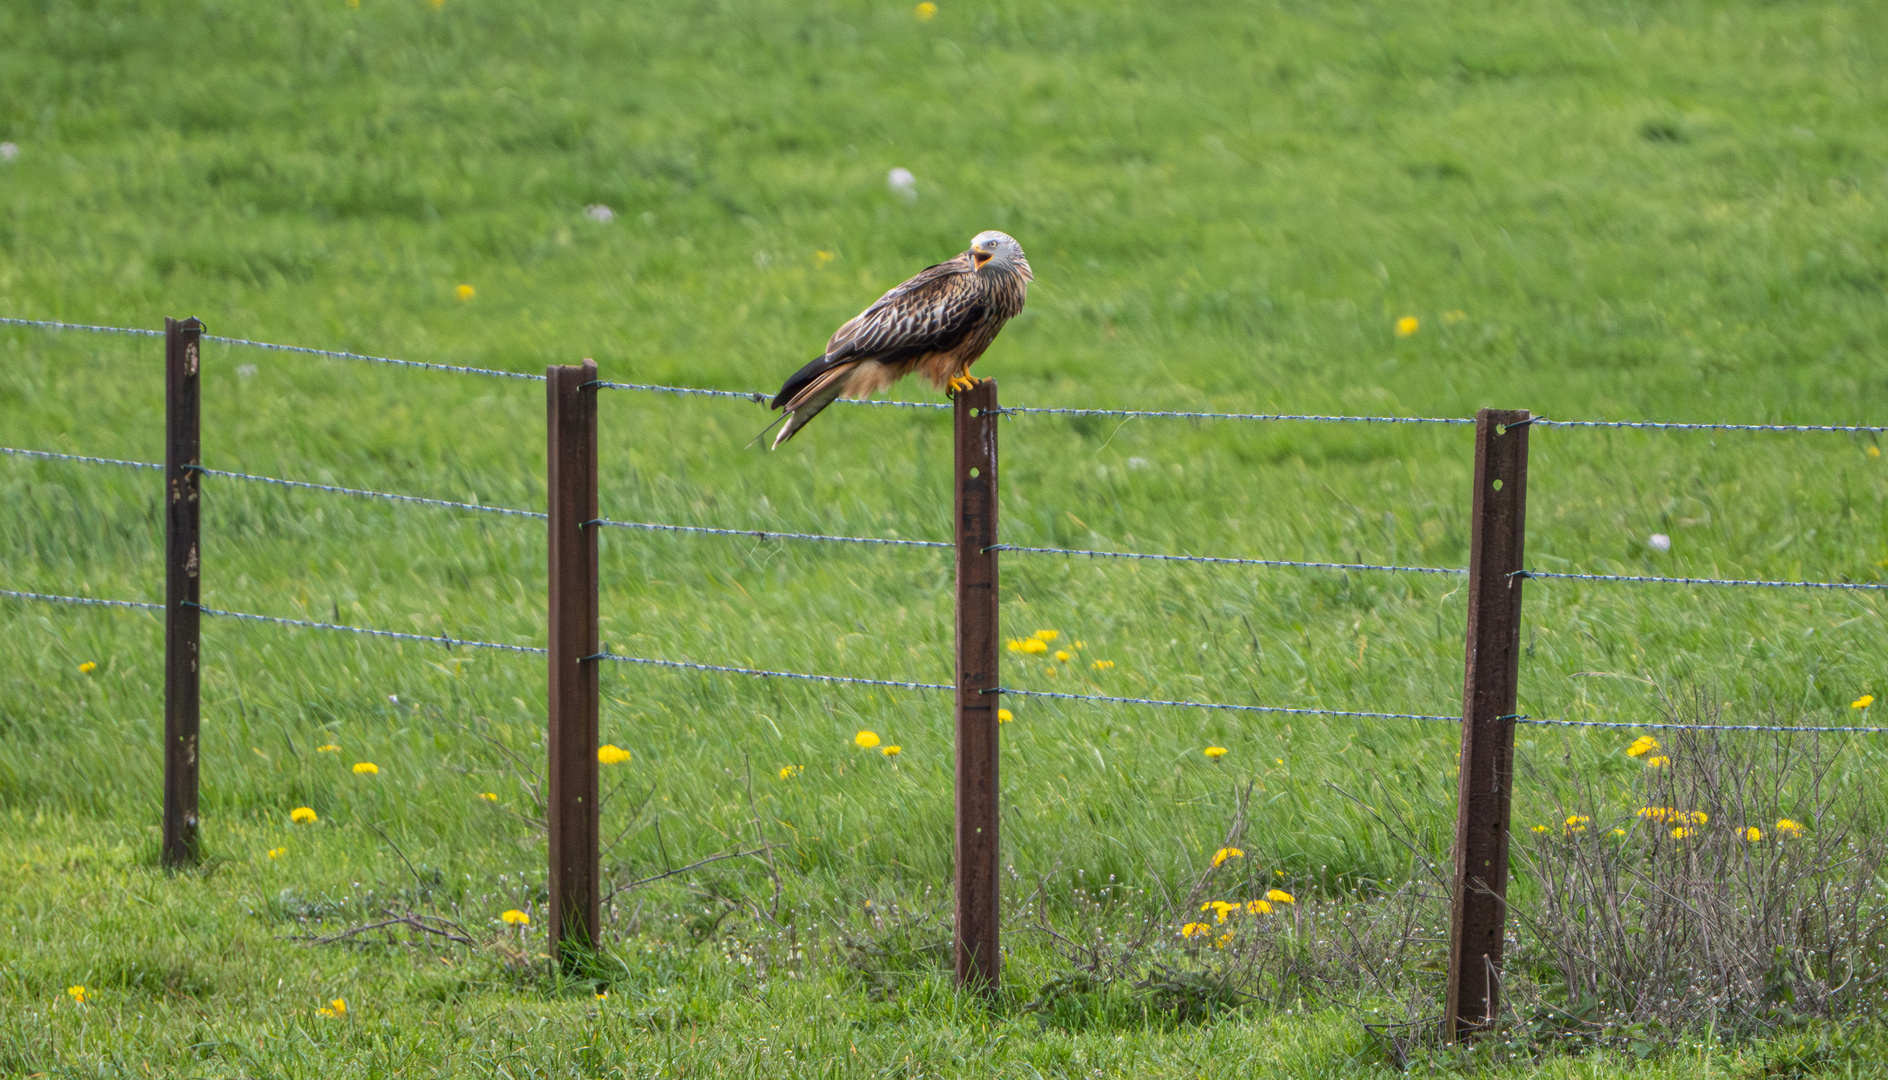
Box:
<box><xmin>946</xmin><ymin>374</ymin><xmax>983</xmax><ymax>396</ymax></box>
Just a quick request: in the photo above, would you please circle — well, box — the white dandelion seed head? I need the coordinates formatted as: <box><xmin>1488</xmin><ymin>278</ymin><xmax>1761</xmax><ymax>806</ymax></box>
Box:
<box><xmin>887</xmin><ymin>167</ymin><xmax>917</xmax><ymax>201</ymax></box>
<box><xmin>584</xmin><ymin>204</ymin><xmax>615</xmax><ymax>223</ymax></box>
<box><xmin>1648</xmin><ymin>533</ymin><xmax>1672</xmax><ymax>552</ymax></box>
<box><xmin>0</xmin><ymin>142</ymin><xmax>17</xmax><ymax>162</ymax></box>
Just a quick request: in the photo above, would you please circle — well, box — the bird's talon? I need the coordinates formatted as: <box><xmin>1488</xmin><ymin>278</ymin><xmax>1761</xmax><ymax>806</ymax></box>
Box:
<box><xmin>946</xmin><ymin>374</ymin><xmax>981</xmax><ymax>396</ymax></box>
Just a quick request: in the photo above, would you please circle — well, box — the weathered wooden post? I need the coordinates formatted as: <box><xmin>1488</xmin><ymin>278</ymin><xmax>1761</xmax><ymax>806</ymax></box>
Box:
<box><xmin>546</xmin><ymin>359</ymin><xmax>601</xmax><ymax>965</ymax></box>
<box><xmin>163</xmin><ymin>316</ymin><xmax>205</xmax><ymax>869</ymax></box>
<box><xmin>1445</xmin><ymin>408</ymin><xmax>1531</xmax><ymax>1038</ymax></box>
<box><xmin>954</xmin><ymin>378</ymin><xmax>1001</xmax><ymax>992</ymax></box>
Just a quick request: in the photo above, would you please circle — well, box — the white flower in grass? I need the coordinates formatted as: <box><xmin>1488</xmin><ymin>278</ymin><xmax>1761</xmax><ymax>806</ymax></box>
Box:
<box><xmin>584</xmin><ymin>204</ymin><xmax>615</xmax><ymax>223</ymax></box>
<box><xmin>0</xmin><ymin>143</ymin><xmax>17</xmax><ymax>162</ymax></box>
<box><xmin>1648</xmin><ymin>533</ymin><xmax>1671</xmax><ymax>552</ymax></box>
<box><xmin>887</xmin><ymin>168</ymin><xmax>917</xmax><ymax>202</ymax></box>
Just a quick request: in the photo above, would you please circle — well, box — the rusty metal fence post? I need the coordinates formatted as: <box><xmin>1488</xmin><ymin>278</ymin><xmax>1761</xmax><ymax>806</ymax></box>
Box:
<box><xmin>1446</xmin><ymin>407</ymin><xmax>1531</xmax><ymax>1039</ymax></box>
<box><xmin>546</xmin><ymin>359</ymin><xmax>600</xmax><ymax>966</ymax></box>
<box><xmin>954</xmin><ymin>378</ymin><xmax>1001</xmax><ymax>992</ymax></box>
<box><xmin>163</xmin><ymin>316</ymin><xmax>205</xmax><ymax>869</ymax></box>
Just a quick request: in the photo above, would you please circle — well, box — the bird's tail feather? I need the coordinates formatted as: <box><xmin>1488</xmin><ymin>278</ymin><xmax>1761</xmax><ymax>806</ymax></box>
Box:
<box><xmin>771</xmin><ymin>364</ymin><xmax>854</xmax><ymax>449</ymax></box>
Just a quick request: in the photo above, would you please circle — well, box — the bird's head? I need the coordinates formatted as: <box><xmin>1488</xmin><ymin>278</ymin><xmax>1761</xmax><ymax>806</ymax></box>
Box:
<box><xmin>969</xmin><ymin>231</ymin><xmax>1032</xmax><ymax>281</ymax></box>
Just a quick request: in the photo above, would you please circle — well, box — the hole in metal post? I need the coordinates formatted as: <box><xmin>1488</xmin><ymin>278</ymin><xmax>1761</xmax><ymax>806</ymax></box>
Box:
<box><xmin>1496</xmin><ymin>423</ymin><xmax>1507</xmax><ymax>436</ymax></box>
<box><xmin>1491</xmin><ymin>478</ymin><xmax>1504</xmax><ymax>491</ymax></box>
<box><xmin>969</xmin><ymin>467</ymin><xmax>980</xmax><ymax>478</ymax></box>
<box><xmin>969</xmin><ymin>407</ymin><xmax>980</xmax><ymax>417</ymax></box>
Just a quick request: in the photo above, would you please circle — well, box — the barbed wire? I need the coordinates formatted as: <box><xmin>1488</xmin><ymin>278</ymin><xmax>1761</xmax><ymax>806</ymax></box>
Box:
<box><xmin>1520</xmin><ymin>569</ymin><xmax>1888</xmax><ymax>592</ymax></box>
<box><xmin>3</xmin><ymin>446</ymin><xmax>163</xmax><ymax>471</ymax></box>
<box><xmin>202</xmin><ymin>335</ymin><xmax>546</xmax><ymax>382</ymax></box>
<box><xmin>0</xmin><ymin>316</ymin><xmax>163</xmax><ymax>338</ymax></box>
<box><xmin>591</xmin><ymin>380</ymin><xmax>767</xmax><ymax>402</ymax></box>
<box><xmin>994</xmin><ymin>685</ymin><xmax>1457</xmax><ymax>722</ymax></box>
<box><xmin>1511</xmin><ymin>713</ymin><xmax>1888</xmax><ymax>735</ymax></box>
<box><xmin>591</xmin><ymin>650</ymin><xmax>953</xmax><ymax>692</ymax></box>
<box><xmin>1535</xmin><ymin>419</ymin><xmax>1888</xmax><ymax>434</ymax></box>
<box><xmin>1002</xmin><ymin>405</ymin><xmax>1473</xmax><ymax>424</ymax></box>
<box><xmin>1</xmin><ymin>588</ymin><xmax>162</xmax><ymax>611</ymax></box>
<box><xmin>590</xmin><ymin>517</ymin><xmax>949</xmax><ymax>548</ymax></box>
<box><xmin>993</xmin><ymin>544</ymin><xmax>1464</xmax><ymax>576</ymax></box>
<box><xmin>191</xmin><ymin>466</ymin><xmax>546</xmax><ymax>520</ymax></box>
<box><xmin>187</xmin><ymin>603</ymin><xmax>548</xmax><ymax>654</ymax></box>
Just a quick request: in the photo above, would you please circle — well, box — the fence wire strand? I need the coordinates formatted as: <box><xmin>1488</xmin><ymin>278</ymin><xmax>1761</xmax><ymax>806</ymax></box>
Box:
<box><xmin>591</xmin><ymin>517</ymin><xmax>949</xmax><ymax>549</ymax></box>
<box><xmin>202</xmin><ymin>335</ymin><xmax>546</xmax><ymax>382</ymax></box>
<box><xmin>593</xmin><ymin>651</ymin><xmax>953</xmax><ymax>692</ymax></box>
<box><xmin>1512</xmin><ymin>714</ymin><xmax>1888</xmax><ymax>735</ymax></box>
<box><xmin>192</xmin><ymin>466</ymin><xmax>547</xmax><ymax>520</ymax></box>
<box><xmin>1536</xmin><ymin>419</ymin><xmax>1888</xmax><ymax>434</ymax></box>
<box><xmin>186</xmin><ymin>603</ymin><xmax>548</xmax><ymax>654</ymax></box>
<box><xmin>4</xmin><ymin>446</ymin><xmax>163</xmax><ymax>471</ymax></box>
<box><xmin>1</xmin><ymin>588</ymin><xmax>162</xmax><ymax>611</ymax></box>
<box><xmin>1</xmin><ymin>316</ymin><xmax>164</xmax><ymax>338</ymax></box>
<box><xmin>1521</xmin><ymin>569</ymin><xmax>1888</xmax><ymax>592</ymax></box>
<box><xmin>995</xmin><ymin>685</ymin><xmax>1457</xmax><ymax>722</ymax></box>
<box><xmin>994</xmin><ymin>544</ymin><xmax>1465</xmax><ymax>576</ymax></box>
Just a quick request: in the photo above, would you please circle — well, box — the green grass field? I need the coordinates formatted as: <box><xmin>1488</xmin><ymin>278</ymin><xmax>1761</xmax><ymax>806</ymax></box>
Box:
<box><xmin>5</xmin><ymin>0</ymin><xmax>1888</xmax><ymax>1074</ymax></box>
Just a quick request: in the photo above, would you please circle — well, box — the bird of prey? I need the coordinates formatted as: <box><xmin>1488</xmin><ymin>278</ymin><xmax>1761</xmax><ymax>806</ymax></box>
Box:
<box><xmin>766</xmin><ymin>230</ymin><xmax>1032</xmax><ymax>449</ymax></box>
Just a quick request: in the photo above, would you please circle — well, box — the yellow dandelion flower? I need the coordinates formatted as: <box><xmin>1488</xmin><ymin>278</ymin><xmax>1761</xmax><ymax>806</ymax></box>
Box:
<box><xmin>315</xmin><ymin>744</ymin><xmax>341</xmax><ymax>753</ymax></box>
<box><xmin>1687</xmin><ymin>811</ymin><xmax>1708</xmax><ymax>825</ymax></box>
<box><xmin>1611</xmin><ymin>828</ymin><xmax>1626</xmax><ymax>837</ymax></box>
<box><xmin>1203</xmin><ymin>746</ymin><xmax>1228</xmax><ymax>759</ymax></box>
<box><xmin>595</xmin><ymin>990</ymin><xmax>609</xmax><ymax>1000</ymax></box>
<box><xmin>1181</xmin><ymin>922</ymin><xmax>1211</xmax><ymax>939</ymax></box>
<box><xmin>67</xmin><ymin>985</ymin><xmax>88</xmax><ymax>1004</ymax></box>
<box><xmin>1743</xmin><ymin>827</ymin><xmax>1762</xmax><ymax>842</ymax></box>
<box><xmin>352</xmin><ymin>762</ymin><xmax>378</xmax><ymax>775</ymax></box>
<box><xmin>1091</xmin><ymin>659</ymin><xmax>1114</xmax><ymax>671</ymax></box>
<box><xmin>1245</xmin><ymin>899</ymin><xmax>1272</xmax><ymax>915</ymax></box>
<box><xmin>267</xmin><ymin>846</ymin><xmax>287</xmax><ymax>860</ymax></box>
<box><xmin>1870</xmin><ymin>446</ymin><xmax>1882</xmax><ymax>459</ymax></box>
<box><xmin>1636</xmin><ymin>806</ymin><xmax>1674</xmax><ymax>822</ymax></box>
<box><xmin>1033</xmin><ymin>630</ymin><xmax>1059</xmax><ymax>642</ymax></box>
<box><xmin>1645</xmin><ymin>755</ymin><xmax>1671</xmax><ymax>768</ymax></box>
<box><xmin>814</xmin><ymin>250</ymin><xmax>835</xmax><ymax>264</ymax></box>
<box><xmin>1054</xmin><ymin>650</ymin><xmax>1071</xmax><ymax>662</ymax></box>
<box><xmin>1212</xmin><ymin>846</ymin><xmax>1244</xmax><ymax>867</ymax></box>
<box><xmin>1671</xmin><ymin>826</ymin><xmax>1692</xmax><ymax>839</ymax></box>
<box><xmin>1275</xmin><ymin>757</ymin><xmax>1284</xmax><ymax>766</ymax></box>
<box><xmin>1008</xmin><ymin>638</ymin><xmax>1049</xmax><ymax>654</ymax></box>
<box><xmin>1530</xmin><ymin>825</ymin><xmax>1549</xmax><ymax>833</ymax></box>
<box><xmin>881</xmin><ymin>745</ymin><xmax>902</xmax><ymax>757</ymax></box>
<box><xmin>1200</xmin><ymin>900</ymin><xmax>1239</xmax><ymax>923</ymax></box>
<box><xmin>78</xmin><ymin>661</ymin><xmax>97</xmax><ymax>674</ymax></box>
<box><xmin>479</xmin><ymin>792</ymin><xmax>498</xmax><ymax>802</ymax></box>
<box><xmin>1043</xmin><ymin>666</ymin><xmax>1057</xmax><ymax>677</ymax></box>
<box><xmin>1072</xmin><ymin>641</ymin><xmax>1085</xmax><ymax>649</ymax></box>
<box><xmin>501</xmin><ymin>909</ymin><xmax>530</xmax><ymax>926</ymax></box>
<box><xmin>1776</xmin><ymin>818</ymin><xmax>1805</xmax><ymax>837</ymax></box>
<box><xmin>315</xmin><ymin>997</ymin><xmax>348</xmax><ymax>1017</ymax></box>
<box><xmin>854</xmin><ymin>730</ymin><xmax>880</xmax><ymax>749</ymax></box>
<box><xmin>777</xmin><ymin>765</ymin><xmax>803</xmax><ymax>780</ymax></box>
<box><xmin>1214</xmin><ymin>930</ymin><xmax>1235</xmax><ymax>949</ymax></box>
<box><xmin>597</xmin><ymin>744</ymin><xmax>632</xmax><ymax>764</ymax></box>
<box><xmin>316</xmin><ymin>1007</ymin><xmax>337</xmax><ymax>1018</ymax></box>
<box><xmin>1853</xmin><ymin>695</ymin><xmax>1874</xmax><ymax>709</ymax></box>
<box><xmin>914</xmin><ymin>1</ymin><xmax>937</xmax><ymax>19</ymax></box>
<box><xmin>997</xmin><ymin>709</ymin><xmax>1013</xmax><ymax>723</ymax></box>
<box><xmin>1266</xmin><ymin>889</ymin><xmax>1295</xmax><ymax>904</ymax></box>
<box><xmin>1564</xmin><ymin>815</ymin><xmax>1590</xmax><ymax>833</ymax></box>
<box><xmin>428</xmin><ymin>0</ymin><xmax>443</xmax><ymax>8</ymax></box>
<box><xmin>454</xmin><ymin>284</ymin><xmax>475</xmax><ymax>300</ymax></box>
<box><xmin>1394</xmin><ymin>316</ymin><xmax>1419</xmax><ymax>337</ymax></box>
<box><xmin>290</xmin><ymin>806</ymin><xmax>318</xmax><ymax>824</ymax></box>
<box><xmin>1626</xmin><ymin>735</ymin><xmax>1660</xmax><ymax>758</ymax></box>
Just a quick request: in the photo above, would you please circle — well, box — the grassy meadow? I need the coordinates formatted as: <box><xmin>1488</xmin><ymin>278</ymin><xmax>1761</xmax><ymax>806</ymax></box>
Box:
<box><xmin>4</xmin><ymin>0</ymin><xmax>1888</xmax><ymax>1074</ymax></box>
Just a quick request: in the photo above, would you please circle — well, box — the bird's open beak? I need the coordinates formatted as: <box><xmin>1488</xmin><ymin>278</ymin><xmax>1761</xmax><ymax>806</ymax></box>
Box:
<box><xmin>972</xmin><ymin>249</ymin><xmax>993</xmax><ymax>268</ymax></box>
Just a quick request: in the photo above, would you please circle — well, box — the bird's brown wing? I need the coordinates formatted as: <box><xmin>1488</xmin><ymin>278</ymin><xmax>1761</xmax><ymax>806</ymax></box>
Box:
<box><xmin>770</xmin><ymin>255</ymin><xmax>988</xmax><ymax>411</ymax></box>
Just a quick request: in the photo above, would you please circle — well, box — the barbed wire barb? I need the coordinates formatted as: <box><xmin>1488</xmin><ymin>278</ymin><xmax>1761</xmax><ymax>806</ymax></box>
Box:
<box><xmin>190</xmin><ymin>466</ymin><xmax>547</xmax><ymax>520</ymax></box>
